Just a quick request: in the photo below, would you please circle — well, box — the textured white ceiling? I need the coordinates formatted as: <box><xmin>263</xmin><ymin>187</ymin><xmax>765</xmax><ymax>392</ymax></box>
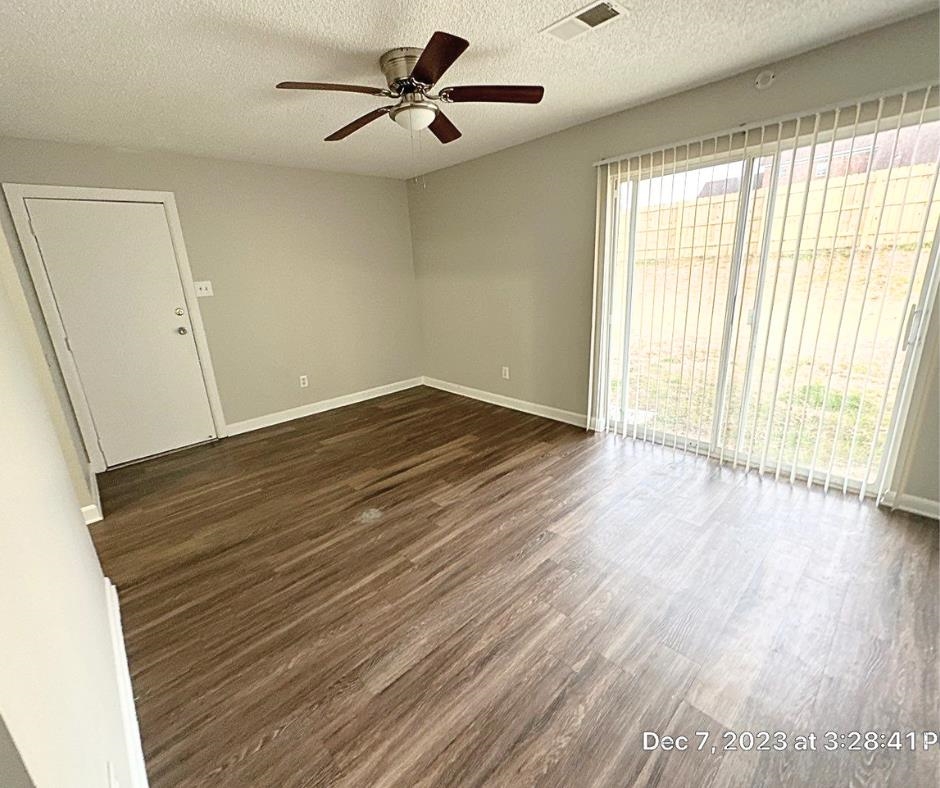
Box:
<box><xmin>0</xmin><ymin>1</ymin><xmax>931</xmax><ymax>179</ymax></box>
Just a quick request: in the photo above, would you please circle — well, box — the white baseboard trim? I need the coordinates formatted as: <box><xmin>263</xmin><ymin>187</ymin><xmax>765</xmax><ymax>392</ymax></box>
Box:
<box><xmin>104</xmin><ymin>578</ymin><xmax>149</xmax><ymax>788</ymax></box>
<box><xmin>882</xmin><ymin>491</ymin><xmax>940</xmax><ymax>520</ymax></box>
<box><xmin>225</xmin><ymin>377</ymin><xmax>424</xmax><ymax>436</ymax></box>
<box><xmin>81</xmin><ymin>504</ymin><xmax>103</xmax><ymax>525</ymax></box>
<box><xmin>421</xmin><ymin>377</ymin><xmax>587</xmax><ymax>428</ymax></box>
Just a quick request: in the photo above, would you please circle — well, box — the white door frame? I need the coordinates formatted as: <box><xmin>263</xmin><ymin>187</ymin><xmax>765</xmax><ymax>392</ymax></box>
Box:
<box><xmin>876</xmin><ymin>223</ymin><xmax>940</xmax><ymax>503</ymax></box>
<box><xmin>3</xmin><ymin>183</ymin><xmax>227</xmax><ymax>472</ymax></box>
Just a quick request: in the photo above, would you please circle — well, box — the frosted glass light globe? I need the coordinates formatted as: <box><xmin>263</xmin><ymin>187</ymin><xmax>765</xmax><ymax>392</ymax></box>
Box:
<box><xmin>392</xmin><ymin>104</ymin><xmax>437</xmax><ymax>131</ymax></box>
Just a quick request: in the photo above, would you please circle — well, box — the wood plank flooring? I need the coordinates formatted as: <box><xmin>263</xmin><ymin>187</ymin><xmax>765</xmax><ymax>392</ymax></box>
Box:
<box><xmin>91</xmin><ymin>386</ymin><xmax>939</xmax><ymax>787</ymax></box>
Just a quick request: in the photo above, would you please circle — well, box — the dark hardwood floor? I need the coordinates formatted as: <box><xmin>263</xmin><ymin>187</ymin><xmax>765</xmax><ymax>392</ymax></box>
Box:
<box><xmin>91</xmin><ymin>386</ymin><xmax>939</xmax><ymax>787</ymax></box>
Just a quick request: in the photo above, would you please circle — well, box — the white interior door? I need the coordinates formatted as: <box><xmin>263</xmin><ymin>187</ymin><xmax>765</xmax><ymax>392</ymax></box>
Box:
<box><xmin>25</xmin><ymin>198</ymin><xmax>217</xmax><ymax>466</ymax></box>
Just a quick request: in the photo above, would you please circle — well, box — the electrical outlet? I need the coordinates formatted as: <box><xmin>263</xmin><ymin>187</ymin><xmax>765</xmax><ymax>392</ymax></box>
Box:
<box><xmin>299</xmin><ymin>375</ymin><xmax>309</xmax><ymax>388</ymax></box>
<box><xmin>501</xmin><ymin>366</ymin><xmax>510</xmax><ymax>380</ymax></box>
<box><xmin>194</xmin><ymin>280</ymin><xmax>214</xmax><ymax>297</ymax></box>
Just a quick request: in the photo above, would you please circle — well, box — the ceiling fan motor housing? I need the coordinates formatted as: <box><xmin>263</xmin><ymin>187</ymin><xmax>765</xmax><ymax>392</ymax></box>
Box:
<box><xmin>379</xmin><ymin>47</ymin><xmax>426</xmax><ymax>92</ymax></box>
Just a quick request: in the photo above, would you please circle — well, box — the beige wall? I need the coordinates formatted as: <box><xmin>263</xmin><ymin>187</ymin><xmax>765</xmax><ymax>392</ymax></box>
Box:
<box><xmin>0</xmin><ymin>139</ymin><xmax>422</xmax><ymax>429</ymax></box>
<box><xmin>0</xmin><ymin>229</ymin><xmax>95</xmax><ymax>507</ymax></box>
<box><xmin>0</xmin><ymin>256</ymin><xmax>132</xmax><ymax>786</ymax></box>
<box><xmin>408</xmin><ymin>12</ymin><xmax>940</xmax><ymax>502</ymax></box>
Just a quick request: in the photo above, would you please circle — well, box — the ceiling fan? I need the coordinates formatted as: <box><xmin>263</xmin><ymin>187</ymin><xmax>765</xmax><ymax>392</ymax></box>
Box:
<box><xmin>276</xmin><ymin>31</ymin><xmax>544</xmax><ymax>144</ymax></box>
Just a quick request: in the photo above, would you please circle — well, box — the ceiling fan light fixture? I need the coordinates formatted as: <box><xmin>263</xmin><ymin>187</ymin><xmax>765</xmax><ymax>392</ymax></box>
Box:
<box><xmin>390</xmin><ymin>102</ymin><xmax>438</xmax><ymax>132</ymax></box>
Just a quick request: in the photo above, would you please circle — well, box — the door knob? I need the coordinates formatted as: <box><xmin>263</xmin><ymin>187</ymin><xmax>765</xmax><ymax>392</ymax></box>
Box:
<box><xmin>177</xmin><ymin>327</ymin><xmax>188</xmax><ymax>335</ymax></box>
<box><xmin>175</xmin><ymin>307</ymin><xmax>185</xmax><ymax>316</ymax></box>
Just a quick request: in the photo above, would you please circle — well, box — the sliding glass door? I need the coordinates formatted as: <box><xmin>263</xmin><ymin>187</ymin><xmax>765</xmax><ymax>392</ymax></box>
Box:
<box><xmin>593</xmin><ymin>86</ymin><xmax>940</xmax><ymax>496</ymax></box>
<box><xmin>608</xmin><ymin>157</ymin><xmax>749</xmax><ymax>447</ymax></box>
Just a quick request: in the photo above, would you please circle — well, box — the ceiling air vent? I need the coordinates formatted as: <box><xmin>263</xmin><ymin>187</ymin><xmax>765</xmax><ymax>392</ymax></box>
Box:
<box><xmin>543</xmin><ymin>2</ymin><xmax>625</xmax><ymax>42</ymax></box>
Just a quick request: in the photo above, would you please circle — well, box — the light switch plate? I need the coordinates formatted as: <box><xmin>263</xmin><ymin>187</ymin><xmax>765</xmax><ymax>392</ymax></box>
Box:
<box><xmin>194</xmin><ymin>280</ymin><xmax>214</xmax><ymax>297</ymax></box>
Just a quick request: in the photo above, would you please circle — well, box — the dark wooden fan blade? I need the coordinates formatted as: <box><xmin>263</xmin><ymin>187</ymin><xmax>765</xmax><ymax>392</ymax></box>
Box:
<box><xmin>428</xmin><ymin>111</ymin><xmax>461</xmax><ymax>144</ymax></box>
<box><xmin>325</xmin><ymin>107</ymin><xmax>393</xmax><ymax>141</ymax></box>
<box><xmin>277</xmin><ymin>81</ymin><xmax>387</xmax><ymax>96</ymax></box>
<box><xmin>441</xmin><ymin>85</ymin><xmax>544</xmax><ymax>103</ymax></box>
<box><xmin>410</xmin><ymin>31</ymin><xmax>469</xmax><ymax>87</ymax></box>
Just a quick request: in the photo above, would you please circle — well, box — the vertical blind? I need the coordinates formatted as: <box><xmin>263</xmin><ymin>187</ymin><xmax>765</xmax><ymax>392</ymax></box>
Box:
<box><xmin>588</xmin><ymin>85</ymin><xmax>940</xmax><ymax>500</ymax></box>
